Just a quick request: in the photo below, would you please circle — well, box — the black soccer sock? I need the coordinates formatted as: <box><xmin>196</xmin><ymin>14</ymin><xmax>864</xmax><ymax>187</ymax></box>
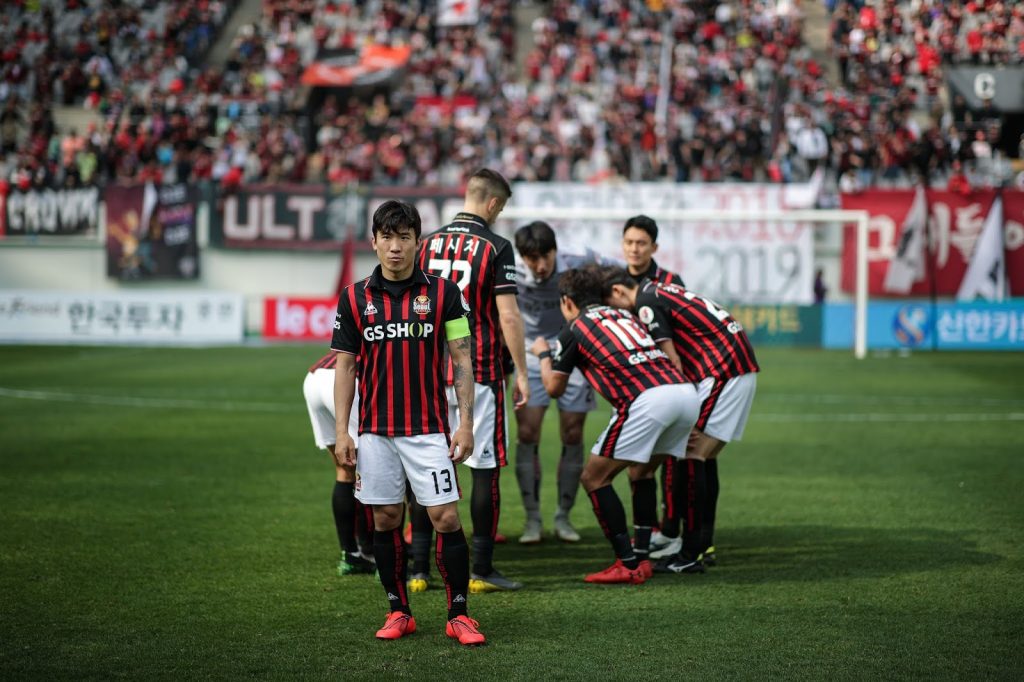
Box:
<box><xmin>675</xmin><ymin>458</ymin><xmax>707</xmax><ymax>558</ymax></box>
<box><xmin>373</xmin><ymin>528</ymin><xmax>410</xmax><ymax>615</ymax></box>
<box><xmin>557</xmin><ymin>444</ymin><xmax>584</xmax><ymax>515</ymax></box>
<box><xmin>702</xmin><ymin>458</ymin><xmax>720</xmax><ymax>551</ymax></box>
<box><xmin>588</xmin><ymin>485</ymin><xmax>638</xmax><ymax>569</ymax></box>
<box><xmin>659</xmin><ymin>458</ymin><xmax>680</xmax><ymax>538</ymax></box>
<box><xmin>435</xmin><ymin>529</ymin><xmax>470</xmax><ymax>619</ymax></box>
<box><xmin>353</xmin><ymin>499</ymin><xmax>373</xmax><ymax>555</ymax></box>
<box><xmin>470</xmin><ymin>467</ymin><xmax>500</xmax><ymax>575</ymax></box>
<box><xmin>409</xmin><ymin>499</ymin><xmax>433</xmax><ymax>575</ymax></box>
<box><xmin>332</xmin><ymin>481</ymin><xmax>358</xmax><ymax>554</ymax></box>
<box><xmin>630</xmin><ymin>478</ymin><xmax>657</xmax><ymax>558</ymax></box>
<box><xmin>515</xmin><ymin>442</ymin><xmax>541</xmax><ymax>521</ymax></box>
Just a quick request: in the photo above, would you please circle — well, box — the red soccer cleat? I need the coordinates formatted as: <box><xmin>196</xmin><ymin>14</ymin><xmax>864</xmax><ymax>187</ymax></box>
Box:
<box><xmin>584</xmin><ymin>559</ymin><xmax>646</xmax><ymax>584</ymax></box>
<box><xmin>639</xmin><ymin>559</ymin><xmax>653</xmax><ymax>580</ymax></box>
<box><xmin>446</xmin><ymin>615</ymin><xmax>487</xmax><ymax>645</ymax></box>
<box><xmin>494</xmin><ymin>532</ymin><xmax>507</xmax><ymax>544</ymax></box>
<box><xmin>375</xmin><ymin>611</ymin><xmax>416</xmax><ymax>640</ymax></box>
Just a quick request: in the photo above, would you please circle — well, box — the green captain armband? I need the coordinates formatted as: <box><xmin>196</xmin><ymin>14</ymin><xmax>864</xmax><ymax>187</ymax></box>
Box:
<box><xmin>445</xmin><ymin>316</ymin><xmax>471</xmax><ymax>340</ymax></box>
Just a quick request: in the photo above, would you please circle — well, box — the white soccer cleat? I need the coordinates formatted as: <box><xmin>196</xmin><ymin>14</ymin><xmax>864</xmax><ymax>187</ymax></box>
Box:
<box><xmin>519</xmin><ymin>518</ymin><xmax>542</xmax><ymax>544</ymax></box>
<box><xmin>649</xmin><ymin>535</ymin><xmax>682</xmax><ymax>559</ymax></box>
<box><xmin>553</xmin><ymin>514</ymin><xmax>581</xmax><ymax>543</ymax></box>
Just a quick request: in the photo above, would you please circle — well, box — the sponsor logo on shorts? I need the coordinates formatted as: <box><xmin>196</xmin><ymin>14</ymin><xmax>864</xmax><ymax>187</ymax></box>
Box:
<box><xmin>364</xmin><ymin>301</ymin><xmax>378</xmax><ymax>316</ymax></box>
<box><xmin>362</xmin><ymin>322</ymin><xmax>436</xmax><ymax>341</ymax></box>
<box><xmin>355</xmin><ymin>473</ymin><xmax>362</xmax><ymax>492</ymax></box>
<box><xmin>413</xmin><ymin>295</ymin><xmax>431</xmax><ymax>316</ymax></box>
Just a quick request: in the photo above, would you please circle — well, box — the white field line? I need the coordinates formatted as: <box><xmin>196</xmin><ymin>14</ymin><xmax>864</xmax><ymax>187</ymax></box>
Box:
<box><xmin>1</xmin><ymin>387</ymin><xmax>1023</xmax><ymax>422</ymax></box>
<box><xmin>0</xmin><ymin>387</ymin><xmax>297</xmax><ymax>413</ymax></box>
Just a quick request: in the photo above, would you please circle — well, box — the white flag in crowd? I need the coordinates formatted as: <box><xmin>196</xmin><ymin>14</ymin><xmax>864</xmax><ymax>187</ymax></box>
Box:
<box><xmin>957</xmin><ymin>196</ymin><xmax>1006</xmax><ymax>301</ymax></box>
<box><xmin>437</xmin><ymin>0</ymin><xmax>479</xmax><ymax>26</ymax></box>
<box><xmin>883</xmin><ymin>186</ymin><xmax>928</xmax><ymax>294</ymax></box>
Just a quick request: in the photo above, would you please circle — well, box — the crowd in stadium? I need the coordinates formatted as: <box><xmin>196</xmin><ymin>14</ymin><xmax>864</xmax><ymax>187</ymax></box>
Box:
<box><xmin>1</xmin><ymin>0</ymin><xmax>1022</xmax><ymax>193</ymax></box>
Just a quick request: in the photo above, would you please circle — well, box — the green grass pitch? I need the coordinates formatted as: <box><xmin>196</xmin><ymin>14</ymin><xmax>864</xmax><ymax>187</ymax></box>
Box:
<box><xmin>1</xmin><ymin>345</ymin><xmax>1022</xmax><ymax>680</ymax></box>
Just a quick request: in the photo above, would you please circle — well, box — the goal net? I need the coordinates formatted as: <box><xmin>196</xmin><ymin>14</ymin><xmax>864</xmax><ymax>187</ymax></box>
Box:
<box><xmin>496</xmin><ymin>206</ymin><xmax>871</xmax><ymax>359</ymax></box>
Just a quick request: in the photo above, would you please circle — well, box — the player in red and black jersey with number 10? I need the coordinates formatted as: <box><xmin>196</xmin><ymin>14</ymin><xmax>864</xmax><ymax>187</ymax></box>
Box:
<box><xmin>417</xmin><ymin>168</ymin><xmax>529</xmax><ymax>593</ymax></box>
<box><xmin>530</xmin><ymin>267</ymin><xmax>700</xmax><ymax>584</ymax></box>
<box><xmin>599</xmin><ymin>266</ymin><xmax>759</xmax><ymax>573</ymax></box>
<box><xmin>331</xmin><ymin>200</ymin><xmax>485</xmax><ymax>646</ymax></box>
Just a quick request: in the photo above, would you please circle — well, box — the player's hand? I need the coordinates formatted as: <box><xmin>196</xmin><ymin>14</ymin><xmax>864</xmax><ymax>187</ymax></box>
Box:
<box><xmin>335</xmin><ymin>433</ymin><xmax>357</xmax><ymax>466</ymax></box>
<box><xmin>529</xmin><ymin>336</ymin><xmax>550</xmax><ymax>357</ymax></box>
<box><xmin>449</xmin><ymin>425</ymin><xmax>474</xmax><ymax>463</ymax></box>
<box><xmin>512</xmin><ymin>370</ymin><xmax>529</xmax><ymax>410</ymax></box>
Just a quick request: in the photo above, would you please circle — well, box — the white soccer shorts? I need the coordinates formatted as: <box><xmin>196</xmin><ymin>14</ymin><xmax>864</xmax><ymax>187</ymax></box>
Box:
<box><xmin>446</xmin><ymin>379</ymin><xmax>508</xmax><ymax>469</ymax></box>
<box><xmin>695</xmin><ymin>372</ymin><xmax>757</xmax><ymax>442</ymax></box>
<box><xmin>592</xmin><ymin>383</ymin><xmax>699</xmax><ymax>463</ymax></box>
<box><xmin>525</xmin><ymin>352</ymin><xmax>597</xmax><ymax>413</ymax></box>
<box><xmin>355</xmin><ymin>432</ymin><xmax>461</xmax><ymax>507</ymax></box>
<box><xmin>303</xmin><ymin>369</ymin><xmax>357</xmax><ymax>449</ymax></box>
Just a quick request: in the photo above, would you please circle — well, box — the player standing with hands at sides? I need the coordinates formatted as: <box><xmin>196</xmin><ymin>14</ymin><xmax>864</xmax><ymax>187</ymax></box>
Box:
<box><xmin>512</xmin><ymin>221</ymin><xmax>610</xmax><ymax>544</ymax></box>
<box><xmin>531</xmin><ymin>266</ymin><xmax>699</xmax><ymax>584</ymax></box>
<box><xmin>332</xmin><ymin>200</ymin><xmax>486</xmax><ymax>645</ymax></box>
<box><xmin>418</xmin><ymin>168</ymin><xmax>528</xmax><ymax>593</ymax></box>
<box><xmin>302</xmin><ymin>353</ymin><xmax>374</xmax><ymax>576</ymax></box>
<box><xmin>598</xmin><ymin>266</ymin><xmax>759</xmax><ymax>572</ymax></box>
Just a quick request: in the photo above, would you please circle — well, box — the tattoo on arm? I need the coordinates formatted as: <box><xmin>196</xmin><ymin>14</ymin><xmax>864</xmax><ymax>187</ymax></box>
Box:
<box><xmin>450</xmin><ymin>336</ymin><xmax>474</xmax><ymax>422</ymax></box>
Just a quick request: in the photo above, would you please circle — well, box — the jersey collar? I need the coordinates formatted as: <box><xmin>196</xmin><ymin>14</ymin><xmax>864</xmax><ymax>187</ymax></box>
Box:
<box><xmin>366</xmin><ymin>265</ymin><xmax>430</xmax><ymax>291</ymax></box>
<box><xmin>451</xmin><ymin>212</ymin><xmax>490</xmax><ymax>229</ymax></box>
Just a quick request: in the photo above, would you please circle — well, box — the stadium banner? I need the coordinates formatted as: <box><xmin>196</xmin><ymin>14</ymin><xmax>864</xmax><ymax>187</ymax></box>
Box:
<box><xmin>263</xmin><ymin>297</ymin><xmax>338</xmax><ymax>341</ymax></box>
<box><xmin>300</xmin><ymin>45</ymin><xmax>412</xmax><ymax>87</ymax></box>
<box><xmin>1000</xmin><ymin>191</ymin><xmax>1024</xmax><ymax>296</ymax></box>
<box><xmin>364</xmin><ymin>186</ymin><xmax>465</xmax><ymax>240</ymax></box>
<box><xmin>438</xmin><ymin>0</ymin><xmax>479</xmax><ymax>26</ymax></box>
<box><xmin>729</xmin><ymin>304</ymin><xmax>822</xmax><ymax>346</ymax></box>
<box><xmin>105</xmin><ymin>183</ymin><xmax>199</xmax><ymax>280</ymax></box>
<box><xmin>0</xmin><ymin>290</ymin><xmax>244</xmax><ymax>345</ymax></box>
<box><xmin>840</xmin><ymin>189</ymin><xmax>1024</xmax><ymax>297</ymax></box>
<box><xmin>0</xmin><ymin>187</ymin><xmax>100</xmax><ymax>238</ymax></box>
<box><xmin>822</xmin><ymin>300</ymin><xmax>1024</xmax><ymax>351</ymax></box>
<box><xmin>504</xmin><ymin>181</ymin><xmax>821</xmax><ymax>305</ymax></box>
<box><xmin>209</xmin><ymin>184</ymin><xmax>364</xmax><ymax>250</ymax></box>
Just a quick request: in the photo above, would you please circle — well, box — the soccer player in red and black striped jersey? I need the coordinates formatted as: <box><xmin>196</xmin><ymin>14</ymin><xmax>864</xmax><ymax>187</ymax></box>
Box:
<box><xmin>621</xmin><ymin>214</ymin><xmax>685</xmax><ymax>287</ymax></box>
<box><xmin>302</xmin><ymin>352</ymin><xmax>375</xmax><ymax>576</ymax></box>
<box><xmin>599</xmin><ymin>266</ymin><xmax>759</xmax><ymax>572</ymax></box>
<box><xmin>620</xmin><ymin>214</ymin><xmax>686</xmax><ymax>551</ymax></box>
<box><xmin>331</xmin><ymin>200</ymin><xmax>485</xmax><ymax>645</ymax></box>
<box><xmin>417</xmin><ymin>168</ymin><xmax>528</xmax><ymax>593</ymax></box>
<box><xmin>530</xmin><ymin>267</ymin><xmax>700</xmax><ymax>584</ymax></box>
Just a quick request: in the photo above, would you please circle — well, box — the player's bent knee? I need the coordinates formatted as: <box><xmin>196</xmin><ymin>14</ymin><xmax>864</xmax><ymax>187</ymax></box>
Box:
<box><xmin>373</xmin><ymin>504</ymin><xmax>403</xmax><ymax>531</ymax></box>
<box><xmin>426</xmin><ymin>502</ymin><xmax>461</xmax><ymax>533</ymax></box>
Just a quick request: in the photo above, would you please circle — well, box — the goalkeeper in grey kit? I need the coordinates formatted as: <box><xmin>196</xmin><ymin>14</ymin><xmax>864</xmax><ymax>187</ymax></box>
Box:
<box><xmin>511</xmin><ymin>221</ymin><xmax>618</xmax><ymax>543</ymax></box>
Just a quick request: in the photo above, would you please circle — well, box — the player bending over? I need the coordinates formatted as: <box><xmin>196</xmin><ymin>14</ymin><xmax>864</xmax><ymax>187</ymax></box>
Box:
<box><xmin>531</xmin><ymin>266</ymin><xmax>699</xmax><ymax>584</ymax></box>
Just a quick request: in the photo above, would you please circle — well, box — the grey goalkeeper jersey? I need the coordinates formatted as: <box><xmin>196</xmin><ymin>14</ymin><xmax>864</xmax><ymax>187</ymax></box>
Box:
<box><xmin>516</xmin><ymin>249</ymin><xmax>620</xmax><ymax>341</ymax></box>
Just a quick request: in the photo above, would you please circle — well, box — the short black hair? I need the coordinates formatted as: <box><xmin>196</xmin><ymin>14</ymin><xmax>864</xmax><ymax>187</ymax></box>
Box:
<box><xmin>558</xmin><ymin>265</ymin><xmax>604</xmax><ymax>309</ymax></box>
<box><xmin>514</xmin><ymin>221</ymin><xmax>557</xmax><ymax>258</ymax></box>
<box><xmin>596</xmin><ymin>265</ymin><xmax>639</xmax><ymax>301</ymax></box>
<box><xmin>623</xmin><ymin>214</ymin><xmax>659</xmax><ymax>242</ymax></box>
<box><xmin>372</xmin><ymin>200</ymin><xmax>421</xmax><ymax>239</ymax></box>
<box><xmin>467</xmin><ymin>168</ymin><xmax>512</xmax><ymax>202</ymax></box>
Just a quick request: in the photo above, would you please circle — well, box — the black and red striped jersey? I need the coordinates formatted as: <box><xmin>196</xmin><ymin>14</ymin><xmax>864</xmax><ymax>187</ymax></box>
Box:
<box><xmin>636</xmin><ymin>280</ymin><xmax>759</xmax><ymax>383</ymax></box>
<box><xmin>331</xmin><ymin>265</ymin><xmax>470</xmax><ymax>437</ymax></box>
<box><xmin>551</xmin><ymin>305</ymin><xmax>686</xmax><ymax>412</ymax></box>
<box><xmin>308</xmin><ymin>352</ymin><xmax>336</xmax><ymax>373</ymax></box>
<box><xmin>629</xmin><ymin>259</ymin><xmax>684</xmax><ymax>287</ymax></box>
<box><xmin>418</xmin><ymin>212</ymin><xmax>518</xmax><ymax>383</ymax></box>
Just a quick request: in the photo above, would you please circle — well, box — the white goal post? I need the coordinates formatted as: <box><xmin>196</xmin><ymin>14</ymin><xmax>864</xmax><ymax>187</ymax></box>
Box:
<box><xmin>499</xmin><ymin>207</ymin><xmax>872</xmax><ymax>359</ymax></box>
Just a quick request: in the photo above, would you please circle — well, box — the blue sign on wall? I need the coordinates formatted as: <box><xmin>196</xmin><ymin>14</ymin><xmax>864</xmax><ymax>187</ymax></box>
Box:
<box><xmin>823</xmin><ymin>300</ymin><xmax>1024</xmax><ymax>350</ymax></box>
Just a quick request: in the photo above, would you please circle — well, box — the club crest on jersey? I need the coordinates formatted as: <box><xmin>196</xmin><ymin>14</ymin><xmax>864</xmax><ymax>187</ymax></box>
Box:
<box><xmin>363</xmin><ymin>301</ymin><xmax>378</xmax><ymax>316</ymax></box>
<box><xmin>638</xmin><ymin>306</ymin><xmax>655</xmax><ymax>325</ymax></box>
<box><xmin>413</xmin><ymin>295</ymin><xmax>432</xmax><ymax>316</ymax></box>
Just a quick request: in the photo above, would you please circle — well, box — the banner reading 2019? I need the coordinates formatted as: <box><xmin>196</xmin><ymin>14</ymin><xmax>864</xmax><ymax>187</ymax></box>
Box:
<box><xmin>505</xmin><ymin>182</ymin><xmax>821</xmax><ymax>304</ymax></box>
